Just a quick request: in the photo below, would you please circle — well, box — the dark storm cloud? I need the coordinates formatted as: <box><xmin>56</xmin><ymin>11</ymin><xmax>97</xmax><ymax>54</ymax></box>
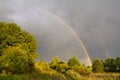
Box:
<box><xmin>40</xmin><ymin>0</ymin><xmax>120</xmax><ymax>59</ymax></box>
<box><xmin>0</xmin><ymin>0</ymin><xmax>120</xmax><ymax>65</ymax></box>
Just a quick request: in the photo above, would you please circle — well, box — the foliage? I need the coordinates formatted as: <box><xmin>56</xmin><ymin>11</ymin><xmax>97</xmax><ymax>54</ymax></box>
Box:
<box><xmin>0</xmin><ymin>22</ymin><xmax>37</xmax><ymax>56</ymax></box>
<box><xmin>49</xmin><ymin>57</ymin><xmax>69</xmax><ymax>73</ymax></box>
<box><xmin>92</xmin><ymin>57</ymin><xmax>120</xmax><ymax>73</ymax></box>
<box><xmin>72</xmin><ymin>65</ymin><xmax>92</xmax><ymax>75</ymax></box>
<box><xmin>56</xmin><ymin>61</ymin><xmax>68</xmax><ymax>73</ymax></box>
<box><xmin>116</xmin><ymin>57</ymin><xmax>120</xmax><ymax>72</ymax></box>
<box><xmin>0</xmin><ymin>22</ymin><xmax>38</xmax><ymax>74</ymax></box>
<box><xmin>50</xmin><ymin>56</ymin><xmax>59</xmax><ymax>70</ymax></box>
<box><xmin>68</xmin><ymin>56</ymin><xmax>81</xmax><ymax>66</ymax></box>
<box><xmin>92</xmin><ymin>58</ymin><xmax>104</xmax><ymax>73</ymax></box>
<box><xmin>0</xmin><ymin>46</ymin><xmax>38</xmax><ymax>74</ymax></box>
<box><xmin>34</xmin><ymin>60</ymin><xmax>51</xmax><ymax>73</ymax></box>
<box><xmin>65</xmin><ymin>70</ymin><xmax>81</xmax><ymax>80</ymax></box>
<box><xmin>104</xmin><ymin>58</ymin><xmax>117</xmax><ymax>72</ymax></box>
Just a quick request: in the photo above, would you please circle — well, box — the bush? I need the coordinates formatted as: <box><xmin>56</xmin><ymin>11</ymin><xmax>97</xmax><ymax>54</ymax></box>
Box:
<box><xmin>65</xmin><ymin>70</ymin><xmax>81</xmax><ymax>80</ymax></box>
<box><xmin>0</xmin><ymin>46</ymin><xmax>38</xmax><ymax>74</ymax></box>
<box><xmin>72</xmin><ymin>65</ymin><xmax>92</xmax><ymax>75</ymax></box>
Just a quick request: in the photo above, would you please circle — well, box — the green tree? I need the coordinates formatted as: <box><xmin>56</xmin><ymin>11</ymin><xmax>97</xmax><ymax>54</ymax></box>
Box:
<box><xmin>0</xmin><ymin>46</ymin><xmax>38</xmax><ymax>74</ymax></box>
<box><xmin>50</xmin><ymin>56</ymin><xmax>59</xmax><ymax>70</ymax></box>
<box><xmin>56</xmin><ymin>61</ymin><xmax>68</xmax><ymax>73</ymax></box>
<box><xmin>0</xmin><ymin>22</ymin><xmax>37</xmax><ymax>55</ymax></box>
<box><xmin>104</xmin><ymin>58</ymin><xmax>117</xmax><ymax>72</ymax></box>
<box><xmin>0</xmin><ymin>22</ymin><xmax>38</xmax><ymax>74</ymax></box>
<box><xmin>92</xmin><ymin>58</ymin><xmax>104</xmax><ymax>73</ymax></box>
<box><xmin>68</xmin><ymin>56</ymin><xmax>81</xmax><ymax>66</ymax></box>
<box><xmin>116</xmin><ymin>56</ymin><xmax>120</xmax><ymax>72</ymax></box>
<box><xmin>35</xmin><ymin>60</ymin><xmax>51</xmax><ymax>73</ymax></box>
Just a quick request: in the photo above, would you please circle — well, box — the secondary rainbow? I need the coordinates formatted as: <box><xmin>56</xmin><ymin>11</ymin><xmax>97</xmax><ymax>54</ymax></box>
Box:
<box><xmin>92</xmin><ymin>28</ymin><xmax>110</xmax><ymax>58</ymax></box>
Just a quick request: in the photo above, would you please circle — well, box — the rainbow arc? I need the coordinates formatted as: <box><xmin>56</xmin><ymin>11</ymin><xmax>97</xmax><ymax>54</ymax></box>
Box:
<box><xmin>35</xmin><ymin>7</ymin><xmax>92</xmax><ymax>66</ymax></box>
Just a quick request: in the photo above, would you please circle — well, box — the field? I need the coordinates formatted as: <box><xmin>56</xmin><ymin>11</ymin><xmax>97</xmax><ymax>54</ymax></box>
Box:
<box><xmin>0</xmin><ymin>73</ymin><xmax>120</xmax><ymax>80</ymax></box>
<box><xmin>85</xmin><ymin>73</ymin><xmax>120</xmax><ymax>80</ymax></box>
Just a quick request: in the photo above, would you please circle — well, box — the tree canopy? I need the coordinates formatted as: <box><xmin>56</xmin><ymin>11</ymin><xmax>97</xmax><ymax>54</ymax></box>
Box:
<box><xmin>92</xmin><ymin>58</ymin><xmax>104</xmax><ymax>73</ymax></box>
<box><xmin>104</xmin><ymin>58</ymin><xmax>117</xmax><ymax>72</ymax></box>
<box><xmin>0</xmin><ymin>22</ymin><xmax>37</xmax><ymax>56</ymax></box>
<box><xmin>0</xmin><ymin>22</ymin><xmax>38</xmax><ymax>74</ymax></box>
<box><xmin>116</xmin><ymin>57</ymin><xmax>120</xmax><ymax>72</ymax></box>
<box><xmin>68</xmin><ymin>56</ymin><xmax>81</xmax><ymax>66</ymax></box>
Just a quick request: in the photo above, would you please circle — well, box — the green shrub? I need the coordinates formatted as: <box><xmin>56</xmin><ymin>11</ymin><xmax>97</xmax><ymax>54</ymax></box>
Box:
<box><xmin>72</xmin><ymin>65</ymin><xmax>92</xmax><ymax>75</ymax></box>
<box><xmin>65</xmin><ymin>70</ymin><xmax>81</xmax><ymax>80</ymax></box>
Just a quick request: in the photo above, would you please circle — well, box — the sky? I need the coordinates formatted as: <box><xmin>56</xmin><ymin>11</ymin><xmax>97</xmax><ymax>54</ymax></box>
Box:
<box><xmin>0</xmin><ymin>0</ymin><xmax>120</xmax><ymax>65</ymax></box>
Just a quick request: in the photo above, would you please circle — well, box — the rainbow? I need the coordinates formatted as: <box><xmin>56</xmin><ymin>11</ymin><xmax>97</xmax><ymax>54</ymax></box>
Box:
<box><xmin>92</xmin><ymin>28</ymin><xmax>109</xmax><ymax>58</ymax></box>
<box><xmin>36</xmin><ymin>7</ymin><xmax>92</xmax><ymax>66</ymax></box>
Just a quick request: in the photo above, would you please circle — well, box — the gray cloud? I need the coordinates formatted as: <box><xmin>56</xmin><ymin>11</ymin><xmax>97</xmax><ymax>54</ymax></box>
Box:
<box><xmin>0</xmin><ymin>0</ymin><xmax>120</xmax><ymax>65</ymax></box>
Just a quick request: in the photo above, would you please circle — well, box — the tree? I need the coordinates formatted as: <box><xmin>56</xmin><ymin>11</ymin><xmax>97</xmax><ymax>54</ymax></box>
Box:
<box><xmin>0</xmin><ymin>22</ymin><xmax>38</xmax><ymax>74</ymax></box>
<box><xmin>56</xmin><ymin>61</ymin><xmax>68</xmax><ymax>73</ymax></box>
<box><xmin>50</xmin><ymin>56</ymin><xmax>59</xmax><ymax>70</ymax></box>
<box><xmin>116</xmin><ymin>56</ymin><xmax>120</xmax><ymax>72</ymax></box>
<box><xmin>92</xmin><ymin>58</ymin><xmax>104</xmax><ymax>73</ymax></box>
<box><xmin>104</xmin><ymin>58</ymin><xmax>117</xmax><ymax>72</ymax></box>
<box><xmin>0</xmin><ymin>22</ymin><xmax>37</xmax><ymax>56</ymax></box>
<box><xmin>68</xmin><ymin>56</ymin><xmax>81</xmax><ymax>66</ymax></box>
<box><xmin>35</xmin><ymin>60</ymin><xmax>50</xmax><ymax>73</ymax></box>
<box><xmin>0</xmin><ymin>46</ymin><xmax>38</xmax><ymax>74</ymax></box>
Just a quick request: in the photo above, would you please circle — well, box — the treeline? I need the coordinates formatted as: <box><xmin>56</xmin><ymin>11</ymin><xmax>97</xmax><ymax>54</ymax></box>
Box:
<box><xmin>0</xmin><ymin>22</ymin><xmax>119</xmax><ymax>80</ymax></box>
<box><xmin>35</xmin><ymin>56</ymin><xmax>92</xmax><ymax>79</ymax></box>
<box><xmin>92</xmin><ymin>57</ymin><xmax>120</xmax><ymax>73</ymax></box>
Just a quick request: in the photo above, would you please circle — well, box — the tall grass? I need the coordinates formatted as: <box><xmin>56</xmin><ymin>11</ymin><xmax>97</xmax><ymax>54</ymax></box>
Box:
<box><xmin>0</xmin><ymin>72</ymin><xmax>67</xmax><ymax>80</ymax></box>
<box><xmin>82</xmin><ymin>73</ymin><xmax>120</xmax><ymax>80</ymax></box>
<box><xmin>0</xmin><ymin>73</ymin><xmax>119</xmax><ymax>80</ymax></box>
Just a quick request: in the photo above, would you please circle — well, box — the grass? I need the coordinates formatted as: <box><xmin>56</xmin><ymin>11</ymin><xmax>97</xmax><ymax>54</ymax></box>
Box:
<box><xmin>0</xmin><ymin>73</ymin><xmax>120</xmax><ymax>80</ymax></box>
<box><xmin>0</xmin><ymin>72</ymin><xmax>67</xmax><ymax>80</ymax></box>
<box><xmin>82</xmin><ymin>73</ymin><xmax>120</xmax><ymax>80</ymax></box>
